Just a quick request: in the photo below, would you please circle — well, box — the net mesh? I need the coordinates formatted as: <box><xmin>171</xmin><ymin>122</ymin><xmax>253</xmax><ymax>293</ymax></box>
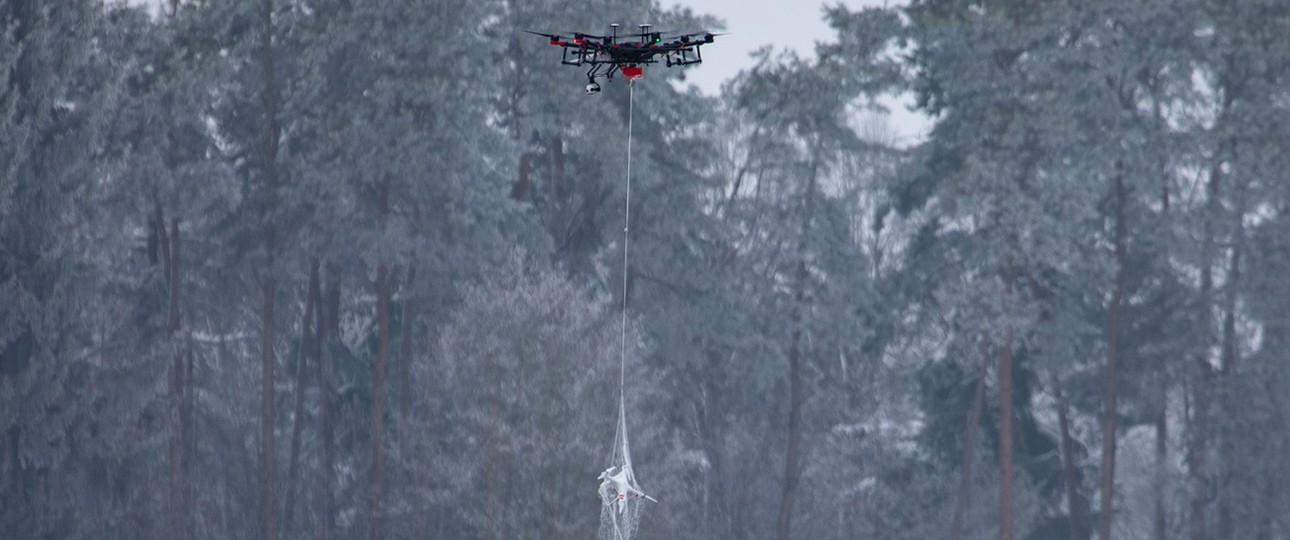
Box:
<box><xmin>598</xmin><ymin>398</ymin><xmax>646</xmax><ymax>540</ymax></box>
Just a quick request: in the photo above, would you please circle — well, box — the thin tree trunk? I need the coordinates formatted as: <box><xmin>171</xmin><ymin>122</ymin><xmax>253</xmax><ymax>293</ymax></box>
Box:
<box><xmin>168</xmin><ymin>217</ymin><xmax>181</xmax><ymax>335</ymax></box>
<box><xmin>371</xmin><ymin>260</ymin><xmax>389</xmax><ymax>540</ymax></box>
<box><xmin>258</xmin><ymin>0</ymin><xmax>280</xmax><ymax>537</ymax></box>
<box><xmin>998</xmin><ymin>255</ymin><xmax>1017</xmax><ymax>540</ymax></box>
<box><xmin>1154</xmin><ymin>380</ymin><xmax>1168</xmax><ymax>540</ymax></box>
<box><xmin>399</xmin><ymin>263</ymin><xmax>416</xmax><ymax>417</ymax></box>
<box><xmin>1190</xmin><ymin>91</ymin><xmax>1234</xmax><ymax>540</ymax></box>
<box><xmin>511</xmin><ymin>152</ymin><xmax>530</xmax><ymax>200</ymax></box>
<box><xmin>1099</xmin><ymin>165</ymin><xmax>1127</xmax><ymax>540</ymax></box>
<box><xmin>1187</xmin><ymin>377</ymin><xmax>1208</xmax><ymax>540</ymax></box>
<box><xmin>698</xmin><ymin>377</ymin><xmax>729</xmax><ymax>538</ymax></box>
<box><xmin>168</xmin><ymin>382</ymin><xmax>181</xmax><ymax>536</ymax></box>
<box><xmin>183</xmin><ymin>340</ymin><xmax>196</xmax><ymax>539</ymax></box>
<box><xmin>949</xmin><ymin>341</ymin><xmax>990</xmax><ymax>540</ymax></box>
<box><xmin>551</xmin><ymin>135</ymin><xmax>565</xmax><ymax>200</ymax></box>
<box><xmin>167</xmin><ymin>216</ymin><xmax>185</xmax><ymax>537</ymax></box>
<box><xmin>1154</xmin><ymin>114</ymin><xmax>1171</xmax><ymax>540</ymax></box>
<box><xmin>283</xmin><ymin>261</ymin><xmax>319</xmax><ymax>538</ymax></box>
<box><xmin>148</xmin><ymin>202</ymin><xmax>162</xmax><ymax>266</ymax></box>
<box><xmin>1215</xmin><ymin>231</ymin><xmax>1241</xmax><ymax>540</ymax></box>
<box><xmin>261</xmin><ymin>271</ymin><xmax>277</xmax><ymax>540</ymax></box>
<box><xmin>1219</xmin><ymin>242</ymin><xmax>1240</xmax><ymax>377</ymax></box>
<box><xmin>317</xmin><ymin>275</ymin><xmax>338</xmax><ymax>540</ymax></box>
<box><xmin>775</xmin><ymin>300</ymin><xmax>804</xmax><ymax>540</ymax></box>
<box><xmin>371</xmin><ymin>175</ymin><xmax>391</xmax><ymax>540</ymax></box>
<box><xmin>6</xmin><ymin>427</ymin><xmax>19</xmax><ymax>512</ymax></box>
<box><xmin>155</xmin><ymin>202</ymin><xmax>171</xmax><ymax>277</ymax></box>
<box><xmin>505</xmin><ymin>0</ymin><xmax>530</xmax><ymax>202</ymax></box>
<box><xmin>776</xmin><ymin>156</ymin><xmax>818</xmax><ymax>540</ymax></box>
<box><xmin>1059</xmin><ymin>388</ymin><xmax>1088</xmax><ymax>540</ymax></box>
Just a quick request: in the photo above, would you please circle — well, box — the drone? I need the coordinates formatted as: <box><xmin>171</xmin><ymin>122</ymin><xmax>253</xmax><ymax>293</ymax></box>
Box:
<box><xmin>526</xmin><ymin>24</ymin><xmax>718</xmax><ymax>94</ymax></box>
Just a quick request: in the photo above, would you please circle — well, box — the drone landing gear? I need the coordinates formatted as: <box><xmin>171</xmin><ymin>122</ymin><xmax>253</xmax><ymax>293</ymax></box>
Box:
<box><xmin>583</xmin><ymin>64</ymin><xmax>640</xmax><ymax>95</ymax></box>
<box><xmin>585</xmin><ymin>64</ymin><xmax>615</xmax><ymax>94</ymax></box>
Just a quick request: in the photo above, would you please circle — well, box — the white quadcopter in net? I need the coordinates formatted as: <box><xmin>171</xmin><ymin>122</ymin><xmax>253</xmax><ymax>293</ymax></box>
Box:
<box><xmin>598</xmin><ymin>465</ymin><xmax>657</xmax><ymax>513</ymax></box>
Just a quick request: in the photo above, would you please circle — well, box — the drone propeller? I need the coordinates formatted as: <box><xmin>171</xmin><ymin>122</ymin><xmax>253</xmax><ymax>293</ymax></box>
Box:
<box><xmin>523</xmin><ymin>29</ymin><xmax>568</xmax><ymax>45</ymax></box>
<box><xmin>549</xmin><ymin>31</ymin><xmax>614</xmax><ymax>46</ymax></box>
<box><xmin>528</xmin><ymin>29</ymin><xmax>614</xmax><ymax>47</ymax></box>
<box><xmin>558</xmin><ymin>31</ymin><xmax>609</xmax><ymax>40</ymax></box>
<box><xmin>667</xmin><ymin>31</ymin><xmax>724</xmax><ymax>44</ymax></box>
<box><xmin>665</xmin><ymin>31</ymin><xmax>723</xmax><ymax>38</ymax></box>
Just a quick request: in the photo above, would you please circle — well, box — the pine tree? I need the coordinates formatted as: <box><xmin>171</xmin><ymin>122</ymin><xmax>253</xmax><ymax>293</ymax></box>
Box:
<box><xmin>902</xmin><ymin>2</ymin><xmax>1118</xmax><ymax>537</ymax></box>
<box><xmin>728</xmin><ymin>15</ymin><xmax>900</xmax><ymax>532</ymax></box>
<box><xmin>0</xmin><ymin>2</ymin><xmax>157</xmax><ymax>536</ymax></box>
<box><xmin>436</xmin><ymin>254</ymin><xmax>644</xmax><ymax>538</ymax></box>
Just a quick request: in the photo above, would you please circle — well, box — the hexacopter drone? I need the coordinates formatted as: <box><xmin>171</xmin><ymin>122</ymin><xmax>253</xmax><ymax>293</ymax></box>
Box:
<box><xmin>526</xmin><ymin>24</ymin><xmax>718</xmax><ymax>93</ymax></box>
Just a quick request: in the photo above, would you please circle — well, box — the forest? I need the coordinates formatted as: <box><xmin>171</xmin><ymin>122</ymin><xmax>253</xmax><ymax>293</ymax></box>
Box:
<box><xmin>2</xmin><ymin>0</ymin><xmax>1290</xmax><ymax>539</ymax></box>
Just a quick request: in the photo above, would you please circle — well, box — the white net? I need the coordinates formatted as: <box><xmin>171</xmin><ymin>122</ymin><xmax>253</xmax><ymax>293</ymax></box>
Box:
<box><xmin>597</xmin><ymin>398</ymin><xmax>651</xmax><ymax>540</ymax></box>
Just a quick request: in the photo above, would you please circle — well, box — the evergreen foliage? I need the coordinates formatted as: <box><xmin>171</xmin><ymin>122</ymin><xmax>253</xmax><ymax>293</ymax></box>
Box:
<box><xmin>4</xmin><ymin>1</ymin><xmax>1290</xmax><ymax>539</ymax></box>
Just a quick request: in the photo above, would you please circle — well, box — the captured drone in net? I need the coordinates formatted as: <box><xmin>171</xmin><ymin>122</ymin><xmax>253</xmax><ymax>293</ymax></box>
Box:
<box><xmin>525</xmin><ymin>24</ymin><xmax>719</xmax><ymax>94</ymax></box>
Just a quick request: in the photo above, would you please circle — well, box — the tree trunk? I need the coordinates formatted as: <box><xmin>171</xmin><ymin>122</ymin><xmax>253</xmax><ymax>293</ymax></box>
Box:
<box><xmin>258</xmin><ymin>0</ymin><xmax>280</xmax><ymax>537</ymax></box>
<box><xmin>505</xmin><ymin>0</ymin><xmax>529</xmax><ymax>202</ymax></box>
<box><xmin>1187</xmin><ymin>376</ymin><xmax>1208</xmax><ymax>540</ymax></box>
<box><xmin>511</xmin><ymin>152</ymin><xmax>530</xmax><ymax>200</ymax></box>
<box><xmin>167</xmin><ymin>217</ymin><xmax>181</xmax><ymax>335</ymax></box>
<box><xmin>1059</xmin><ymin>387</ymin><xmax>1088</xmax><ymax>540</ymax></box>
<box><xmin>371</xmin><ymin>175</ymin><xmax>391</xmax><ymax>540</ymax></box>
<box><xmin>775</xmin><ymin>302</ymin><xmax>804</xmax><ymax>540</ymax></box>
<box><xmin>698</xmin><ymin>374</ymin><xmax>729</xmax><ymax>538</ymax></box>
<box><xmin>776</xmin><ymin>157</ymin><xmax>818</xmax><ymax>540</ymax></box>
<box><xmin>261</xmin><ymin>271</ymin><xmax>277</xmax><ymax>540</ymax></box>
<box><xmin>1215</xmin><ymin>231</ymin><xmax>1241</xmax><ymax>540</ymax></box>
<box><xmin>1154</xmin><ymin>116</ymin><xmax>1171</xmax><ymax>540</ymax></box>
<box><xmin>166</xmin><ymin>349</ymin><xmax>180</xmax><ymax>529</ymax></box>
<box><xmin>949</xmin><ymin>342</ymin><xmax>989</xmax><ymax>540</ymax></box>
<box><xmin>167</xmin><ymin>216</ymin><xmax>185</xmax><ymax>537</ymax></box>
<box><xmin>399</xmin><ymin>263</ymin><xmax>416</xmax><ymax>417</ymax></box>
<box><xmin>183</xmin><ymin>340</ymin><xmax>197</xmax><ymax>538</ymax></box>
<box><xmin>1190</xmin><ymin>90</ymin><xmax>1234</xmax><ymax>540</ymax></box>
<box><xmin>148</xmin><ymin>202</ymin><xmax>162</xmax><ymax>267</ymax></box>
<box><xmin>1154</xmin><ymin>380</ymin><xmax>1168</xmax><ymax>540</ymax></box>
<box><xmin>183</xmin><ymin>341</ymin><xmax>196</xmax><ymax>539</ymax></box>
<box><xmin>155</xmin><ymin>202</ymin><xmax>170</xmax><ymax>276</ymax></box>
<box><xmin>1099</xmin><ymin>165</ymin><xmax>1127</xmax><ymax>540</ymax></box>
<box><xmin>998</xmin><ymin>320</ymin><xmax>1016</xmax><ymax>540</ymax></box>
<box><xmin>283</xmin><ymin>261</ymin><xmax>319</xmax><ymax>538</ymax></box>
<box><xmin>317</xmin><ymin>275</ymin><xmax>339</xmax><ymax>540</ymax></box>
<box><xmin>998</xmin><ymin>254</ymin><xmax>1017</xmax><ymax>540</ymax></box>
<box><xmin>551</xmin><ymin>135</ymin><xmax>565</xmax><ymax>200</ymax></box>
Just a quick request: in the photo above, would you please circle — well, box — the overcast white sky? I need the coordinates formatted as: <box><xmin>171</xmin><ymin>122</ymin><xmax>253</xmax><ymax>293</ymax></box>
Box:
<box><xmin>130</xmin><ymin>0</ymin><xmax>926</xmax><ymax>142</ymax></box>
<box><xmin>666</xmin><ymin>0</ymin><xmax>928</xmax><ymax>143</ymax></box>
<box><xmin>665</xmin><ymin>0</ymin><xmax>891</xmax><ymax>93</ymax></box>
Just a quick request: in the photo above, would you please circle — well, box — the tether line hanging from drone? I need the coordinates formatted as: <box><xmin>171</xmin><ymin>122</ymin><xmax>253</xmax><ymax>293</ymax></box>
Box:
<box><xmin>595</xmin><ymin>77</ymin><xmax>657</xmax><ymax>540</ymax></box>
<box><xmin>526</xmin><ymin>24</ymin><xmax>717</xmax><ymax>540</ymax></box>
<box><xmin>619</xmin><ymin>78</ymin><xmax>635</xmax><ymax>444</ymax></box>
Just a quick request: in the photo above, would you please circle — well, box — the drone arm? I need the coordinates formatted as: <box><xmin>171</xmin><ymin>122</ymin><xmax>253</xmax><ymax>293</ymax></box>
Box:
<box><xmin>561</xmin><ymin>45</ymin><xmax>585</xmax><ymax>66</ymax></box>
